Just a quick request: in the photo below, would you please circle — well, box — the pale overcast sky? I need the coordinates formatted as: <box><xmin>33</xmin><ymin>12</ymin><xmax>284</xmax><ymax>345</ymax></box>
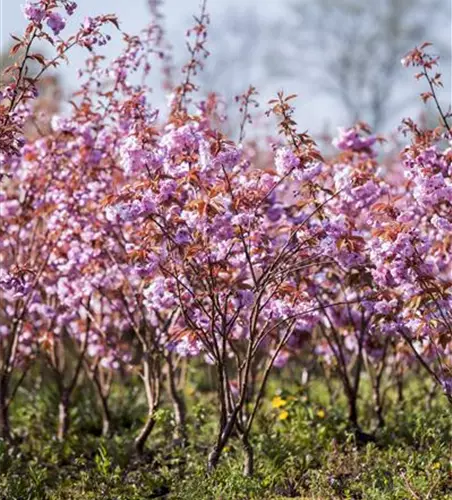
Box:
<box><xmin>1</xmin><ymin>0</ymin><xmax>451</xmax><ymax>135</ymax></box>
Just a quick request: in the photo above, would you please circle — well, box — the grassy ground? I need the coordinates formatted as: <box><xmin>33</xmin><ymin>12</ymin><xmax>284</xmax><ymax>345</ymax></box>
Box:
<box><xmin>0</xmin><ymin>373</ymin><xmax>451</xmax><ymax>499</ymax></box>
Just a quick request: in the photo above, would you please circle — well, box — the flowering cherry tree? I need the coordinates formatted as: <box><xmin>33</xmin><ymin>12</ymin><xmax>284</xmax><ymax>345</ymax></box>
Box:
<box><xmin>367</xmin><ymin>44</ymin><xmax>452</xmax><ymax>402</ymax></box>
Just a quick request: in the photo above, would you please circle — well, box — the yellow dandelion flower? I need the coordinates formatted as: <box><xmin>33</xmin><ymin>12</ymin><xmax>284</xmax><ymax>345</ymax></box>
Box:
<box><xmin>278</xmin><ymin>410</ymin><xmax>289</xmax><ymax>420</ymax></box>
<box><xmin>271</xmin><ymin>395</ymin><xmax>287</xmax><ymax>408</ymax></box>
<box><xmin>317</xmin><ymin>409</ymin><xmax>325</xmax><ymax>419</ymax></box>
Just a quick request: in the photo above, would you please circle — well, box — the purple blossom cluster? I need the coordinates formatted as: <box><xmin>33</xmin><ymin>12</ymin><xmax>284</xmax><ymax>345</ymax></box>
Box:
<box><xmin>22</xmin><ymin>1</ymin><xmax>72</xmax><ymax>35</ymax></box>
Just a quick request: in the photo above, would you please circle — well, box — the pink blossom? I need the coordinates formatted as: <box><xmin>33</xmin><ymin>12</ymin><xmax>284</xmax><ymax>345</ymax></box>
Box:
<box><xmin>22</xmin><ymin>2</ymin><xmax>45</xmax><ymax>23</ymax></box>
<box><xmin>47</xmin><ymin>12</ymin><xmax>66</xmax><ymax>35</ymax></box>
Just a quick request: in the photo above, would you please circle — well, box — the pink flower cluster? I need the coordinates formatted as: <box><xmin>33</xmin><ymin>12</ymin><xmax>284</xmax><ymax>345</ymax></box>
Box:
<box><xmin>22</xmin><ymin>1</ymin><xmax>72</xmax><ymax>35</ymax></box>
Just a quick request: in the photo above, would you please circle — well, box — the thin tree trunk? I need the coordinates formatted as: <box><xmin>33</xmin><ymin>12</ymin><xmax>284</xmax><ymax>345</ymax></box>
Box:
<box><xmin>0</xmin><ymin>388</ymin><xmax>11</xmax><ymax>441</ymax></box>
<box><xmin>240</xmin><ymin>432</ymin><xmax>254</xmax><ymax>477</ymax></box>
<box><xmin>207</xmin><ymin>409</ymin><xmax>238</xmax><ymax>472</ymax></box>
<box><xmin>57</xmin><ymin>392</ymin><xmax>70</xmax><ymax>442</ymax></box>
<box><xmin>134</xmin><ymin>411</ymin><xmax>156</xmax><ymax>455</ymax></box>
<box><xmin>348</xmin><ymin>393</ymin><xmax>359</xmax><ymax>429</ymax></box>
<box><xmin>135</xmin><ymin>347</ymin><xmax>160</xmax><ymax>455</ymax></box>
<box><xmin>426</xmin><ymin>380</ymin><xmax>437</xmax><ymax>411</ymax></box>
<box><xmin>207</xmin><ymin>444</ymin><xmax>222</xmax><ymax>473</ymax></box>
<box><xmin>98</xmin><ymin>392</ymin><xmax>112</xmax><ymax>437</ymax></box>
<box><xmin>83</xmin><ymin>360</ymin><xmax>113</xmax><ymax>438</ymax></box>
<box><xmin>167</xmin><ymin>355</ymin><xmax>187</xmax><ymax>444</ymax></box>
<box><xmin>373</xmin><ymin>381</ymin><xmax>385</xmax><ymax>428</ymax></box>
<box><xmin>397</xmin><ymin>374</ymin><xmax>405</xmax><ymax>405</ymax></box>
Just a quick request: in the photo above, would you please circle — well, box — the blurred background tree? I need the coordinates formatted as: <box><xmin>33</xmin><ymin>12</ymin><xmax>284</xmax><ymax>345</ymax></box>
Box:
<box><xmin>174</xmin><ymin>0</ymin><xmax>450</xmax><ymax>134</ymax></box>
<box><xmin>197</xmin><ymin>8</ymin><xmax>268</xmax><ymax>104</ymax></box>
<box><xmin>267</xmin><ymin>0</ymin><xmax>451</xmax><ymax>131</ymax></box>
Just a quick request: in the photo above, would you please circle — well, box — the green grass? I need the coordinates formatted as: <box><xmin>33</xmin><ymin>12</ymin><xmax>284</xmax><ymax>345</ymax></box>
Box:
<box><xmin>0</xmin><ymin>375</ymin><xmax>451</xmax><ymax>499</ymax></box>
